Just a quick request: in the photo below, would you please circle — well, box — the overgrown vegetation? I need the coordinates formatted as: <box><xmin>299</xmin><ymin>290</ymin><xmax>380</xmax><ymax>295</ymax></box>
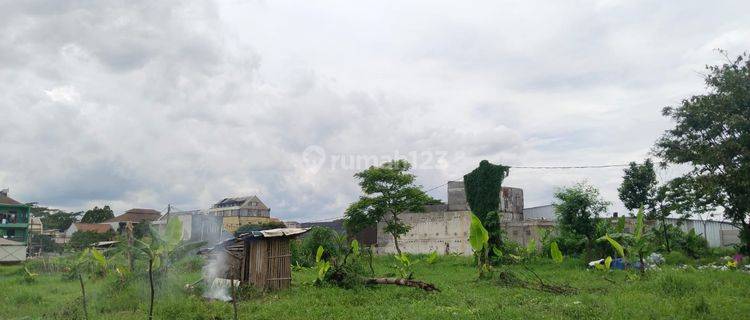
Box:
<box><xmin>463</xmin><ymin>160</ymin><xmax>510</xmax><ymax>247</ymax></box>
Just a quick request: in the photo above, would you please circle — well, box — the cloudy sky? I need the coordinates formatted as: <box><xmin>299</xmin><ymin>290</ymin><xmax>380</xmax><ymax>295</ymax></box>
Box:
<box><xmin>1</xmin><ymin>0</ymin><xmax>748</xmax><ymax>221</ymax></box>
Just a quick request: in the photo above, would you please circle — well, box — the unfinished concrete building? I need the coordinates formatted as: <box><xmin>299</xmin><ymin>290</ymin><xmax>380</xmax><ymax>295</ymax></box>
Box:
<box><xmin>376</xmin><ymin>181</ymin><xmax>538</xmax><ymax>255</ymax></box>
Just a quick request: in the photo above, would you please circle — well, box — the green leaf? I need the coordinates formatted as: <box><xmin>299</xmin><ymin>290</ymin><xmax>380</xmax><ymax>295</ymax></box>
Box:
<box><xmin>165</xmin><ymin>218</ymin><xmax>183</xmax><ymax>250</ymax></box>
<box><xmin>526</xmin><ymin>238</ymin><xmax>537</xmax><ymax>256</ymax></box>
<box><xmin>351</xmin><ymin>239</ymin><xmax>360</xmax><ymax>257</ymax></box>
<box><xmin>315</xmin><ymin>246</ymin><xmax>324</xmax><ymax>263</ymax></box>
<box><xmin>604</xmin><ymin>256</ymin><xmax>612</xmax><ymax>270</ymax></box>
<box><xmin>635</xmin><ymin>206</ymin><xmax>645</xmax><ymax>240</ymax></box>
<box><xmin>492</xmin><ymin>246</ymin><xmax>503</xmax><ymax>258</ymax></box>
<box><xmin>600</xmin><ymin>234</ymin><xmax>625</xmax><ymax>258</ymax></box>
<box><xmin>468</xmin><ymin>213</ymin><xmax>489</xmax><ymax>252</ymax></box>
<box><xmin>550</xmin><ymin>241</ymin><xmax>563</xmax><ymax>263</ymax></box>
<box><xmin>90</xmin><ymin>248</ymin><xmax>106</xmax><ymax>267</ymax></box>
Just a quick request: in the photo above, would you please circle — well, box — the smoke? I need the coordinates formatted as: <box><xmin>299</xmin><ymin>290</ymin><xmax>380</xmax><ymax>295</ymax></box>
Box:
<box><xmin>202</xmin><ymin>251</ymin><xmax>233</xmax><ymax>301</ymax></box>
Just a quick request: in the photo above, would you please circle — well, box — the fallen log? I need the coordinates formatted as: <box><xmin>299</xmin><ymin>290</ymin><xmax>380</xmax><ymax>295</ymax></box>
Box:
<box><xmin>365</xmin><ymin>278</ymin><xmax>440</xmax><ymax>292</ymax></box>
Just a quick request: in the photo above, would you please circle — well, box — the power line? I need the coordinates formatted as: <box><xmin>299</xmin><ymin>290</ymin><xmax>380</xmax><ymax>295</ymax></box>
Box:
<box><xmin>508</xmin><ymin>164</ymin><xmax>630</xmax><ymax>169</ymax></box>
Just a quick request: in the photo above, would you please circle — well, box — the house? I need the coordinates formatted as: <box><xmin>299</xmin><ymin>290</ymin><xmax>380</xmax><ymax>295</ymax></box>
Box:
<box><xmin>209</xmin><ymin>196</ymin><xmax>274</xmax><ymax>233</ymax></box>
<box><xmin>104</xmin><ymin>208</ymin><xmax>161</xmax><ymax>233</ymax></box>
<box><xmin>65</xmin><ymin>223</ymin><xmax>113</xmax><ymax>238</ymax></box>
<box><xmin>0</xmin><ymin>189</ymin><xmax>31</xmax><ymax>244</ymax></box>
<box><xmin>208</xmin><ymin>228</ymin><xmax>308</xmax><ymax>291</ymax></box>
<box><xmin>153</xmin><ymin>210</ymin><xmax>225</xmax><ymax>245</ymax></box>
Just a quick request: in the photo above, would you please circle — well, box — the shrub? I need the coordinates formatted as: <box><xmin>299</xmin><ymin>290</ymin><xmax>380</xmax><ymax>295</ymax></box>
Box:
<box><xmin>300</xmin><ymin>226</ymin><xmax>340</xmax><ymax>263</ymax></box>
<box><xmin>664</xmin><ymin>251</ymin><xmax>692</xmax><ymax>265</ymax></box>
<box><xmin>679</xmin><ymin>229</ymin><xmax>708</xmax><ymax>258</ymax></box>
<box><xmin>68</xmin><ymin>230</ymin><xmax>114</xmax><ymax>250</ymax></box>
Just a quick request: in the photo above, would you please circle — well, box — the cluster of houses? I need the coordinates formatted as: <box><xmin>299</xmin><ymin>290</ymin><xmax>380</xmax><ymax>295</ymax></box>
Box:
<box><xmin>0</xmin><ymin>190</ymin><xmax>281</xmax><ymax>262</ymax></box>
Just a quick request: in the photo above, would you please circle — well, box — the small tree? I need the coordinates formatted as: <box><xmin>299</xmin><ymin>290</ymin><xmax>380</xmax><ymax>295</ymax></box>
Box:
<box><xmin>81</xmin><ymin>205</ymin><xmax>114</xmax><ymax>223</ymax></box>
<box><xmin>344</xmin><ymin>160</ymin><xmax>435</xmax><ymax>255</ymax></box>
<box><xmin>554</xmin><ymin>182</ymin><xmax>610</xmax><ymax>260</ymax></box>
<box><xmin>71</xmin><ymin>247</ymin><xmax>108</xmax><ymax>320</ymax></box>
<box><xmin>135</xmin><ymin>218</ymin><xmax>189</xmax><ymax>320</ymax></box>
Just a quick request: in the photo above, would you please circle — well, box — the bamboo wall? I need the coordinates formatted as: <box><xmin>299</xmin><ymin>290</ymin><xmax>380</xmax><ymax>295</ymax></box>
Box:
<box><xmin>224</xmin><ymin>237</ymin><xmax>292</xmax><ymax>291</ymax></box>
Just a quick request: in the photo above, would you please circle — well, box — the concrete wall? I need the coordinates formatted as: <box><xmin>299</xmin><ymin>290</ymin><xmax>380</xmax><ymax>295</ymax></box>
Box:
<box><xmin>376</xmin><ymin>211</ymin><xmax>473</xmax><ymax>255</ymax></box>
<box><xmin>447</xmin><ymin>181</ymin><xmax>524</xmax><ymax>221</ymax></box>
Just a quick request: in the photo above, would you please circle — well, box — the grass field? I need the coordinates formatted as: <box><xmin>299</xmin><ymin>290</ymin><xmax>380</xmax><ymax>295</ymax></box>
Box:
<box><xmin>1</xmin><ymin>255</ymin><xmax>749</xmax><ymax>319</ymax></box>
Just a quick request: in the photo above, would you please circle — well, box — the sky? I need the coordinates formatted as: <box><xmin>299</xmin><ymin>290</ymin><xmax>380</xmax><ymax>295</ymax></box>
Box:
<box><xmin>1</xmin><ymin>0</ymin><xmax>748</xmax><ymax>221</ymax></box>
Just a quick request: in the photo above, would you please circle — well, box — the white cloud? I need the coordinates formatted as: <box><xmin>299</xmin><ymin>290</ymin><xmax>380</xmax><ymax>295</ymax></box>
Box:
<box><xmin>0</xmin><ymin>0</ymin><xmax>748</xmax><ymax>220</ymax></box>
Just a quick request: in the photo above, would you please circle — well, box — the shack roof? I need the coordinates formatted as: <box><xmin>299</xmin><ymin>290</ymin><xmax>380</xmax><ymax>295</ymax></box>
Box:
<box><xmin>203</xmin><ymin>228</ymin><xmax>310</xmax><ymax>254</ymax></box>
<box><xmin>237</xmin><ymin>227</ymin><xmax>309</xmax><ymax>239</ymax></box>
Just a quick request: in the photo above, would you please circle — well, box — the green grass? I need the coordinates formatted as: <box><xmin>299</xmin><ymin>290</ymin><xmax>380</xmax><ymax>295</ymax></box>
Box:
<box><xmin>1</xmin><ymin>255</ymin><xmax>749</xmax><ymax>319</ymax></box>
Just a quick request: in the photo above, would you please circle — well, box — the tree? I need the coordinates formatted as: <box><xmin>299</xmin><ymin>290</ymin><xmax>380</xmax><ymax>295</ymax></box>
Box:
<box><xmin>344</xmin><ymin>160</ymin><xmax>435</xmax><ymax>255</ymax></box>
<box><xmin>463</xmin><ymin>160</ymin><xmax>511</xmax><ymax>247</ymax></box>
<box><xmin>554</xmin><ymin>182</ymin><xmax>610</xmax><ymax>260</ymax></box>
<box><xmin>618</xmin><ymin>159</ymin><xmax>674</xmax><ymax>251</ymax></box>
<box><xmin>135</xmin><ymin>218</ymin><xmax>193</xmax><ymax>320</ymax></box>
<box><xmin>618</xmin><ymin>159</ymin><xmax>658</xmax><ymax>214</ymax></box>
<box><xmin>81</xmin><ymin>206</ymin><xmax>114</xmax><ymax>223</ymax></box>
<box><xmin>654</xmin><ymin>52</ymin><xmax>750</xmax><ymax>253</ymax></box>
<box><xmin>29</xmin><ymin>205</ymin><xmax>81</xmax><ymax>231</ymax></box>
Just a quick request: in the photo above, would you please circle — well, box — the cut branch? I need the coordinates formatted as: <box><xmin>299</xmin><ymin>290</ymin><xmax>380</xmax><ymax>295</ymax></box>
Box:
<box><xmin>365</xmin><ymin>278</ymin><xmax>440</xmax><ymax>292</ymax></box>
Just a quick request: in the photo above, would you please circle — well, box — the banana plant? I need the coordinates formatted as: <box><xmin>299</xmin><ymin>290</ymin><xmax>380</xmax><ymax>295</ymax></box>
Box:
<box><xmin>315</xmin><ymin>246</ymin><xmax>331</xmax><ymax>283</ymax></box>
<box><xmin>392</xmin><ymin>253</ymin><xmax>419</xmax><ymax>279</ymax></box>
<box><xmin>425</xmin><ymin>251</ymin><xmax>439</xmax><ymax>265</ymax></box>
<box><xmin>134</xmin><ymin>218</ymin><xmax>187</xmax><ymax>320</ymax></box>
<box><xmin>550</xmin><ymin>241</ymin><xmax>563</xmax><ymax>264</ymax></box>
<box><xmin>469</xmin><ymin>212</ymin><xmax>490</xmax><ymax>277</ymax></box>
<box><xmin>72</xmin><ymin>247</ymin><xmax>107</xmax><ymax>320</ymax></box>
<box><xmin>597</xmin><ymin>207</ymin><xmax>651</xmax><ymax>274</ymax></box>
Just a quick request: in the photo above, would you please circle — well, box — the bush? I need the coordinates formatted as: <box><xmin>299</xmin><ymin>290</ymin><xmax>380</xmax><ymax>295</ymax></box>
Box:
<box><xmin>664</xmin><ymin>251</ymin><xmax>692</xmax><ymax>265</ymax></box>
<box><xmin>679</xmin><ymin>229</ymin><xmax>708</xmax><ymax>258</ymax></box>
<box><xmin>68</xmin><ymin>230</ymin><xmax>114</xmax><ymax>250</ymax></box>
<box><xmin>300</xmin><ymin>227</ymin><xmax>341</xmax><ymax>263</ymax></box>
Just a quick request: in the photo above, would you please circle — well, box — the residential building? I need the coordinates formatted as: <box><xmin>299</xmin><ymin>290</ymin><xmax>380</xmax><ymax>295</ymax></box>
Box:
<box><xmin>104</xmin><ymin>208</ymin><xmax>161</xmax><ymax>233</ymax></box>
<box><xmin>0</xmin><ymin>189</ymin><xmax>31</xmax><ymax>244</ymax></box>
<box><xmin>64</xmin><ymin>223</ymin><xmax>113</xmax><ymax>238</ymax></box>
<box><xmin>209</xmin><ymin>196</ymin><xmax>274</xmax><ymax>233</ymax></box>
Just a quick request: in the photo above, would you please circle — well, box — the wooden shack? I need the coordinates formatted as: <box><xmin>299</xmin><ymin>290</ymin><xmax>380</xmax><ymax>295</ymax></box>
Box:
<box><xmin>218</xmin><ymin>228</ymin><xmax>308</xmax><ymax>291</ymax></box>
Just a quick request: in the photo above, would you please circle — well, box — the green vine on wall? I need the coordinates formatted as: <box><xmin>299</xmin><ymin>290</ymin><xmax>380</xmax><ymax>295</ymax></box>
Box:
<box><xmin>463</xmin><ymin>160</ymin><xmax>510</xmax><ymax>246</ymax></box>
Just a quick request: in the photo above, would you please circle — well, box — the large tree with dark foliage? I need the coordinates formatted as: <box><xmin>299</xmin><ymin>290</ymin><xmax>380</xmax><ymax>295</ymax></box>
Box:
<box><xmin>344</xmin><ymin>160</ymin><xmax>435</xmax><ymax>255</ymax></box>
<box><xmin>463</xmin><ymin>160</ymin><xmax>510</xmax><ymax>247</ymax></box>
<box><xmin>654</xmin><ymin>52</ymin><xmax>750</xmax><ymax>253</ymax></box>
<box><xmin>30</xmin><ymin>205</ymin><xmax>81</xmax><ymax>231</ymax></box>
<box><xmin>81</xmin><ymin>206</ymin><xmax>114</xmax><ymax>223</ymax></box>
<box><xmin>554</xmin><ymin>182</ymin><xmax>610</xmax><ymax>260</ymax></box>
